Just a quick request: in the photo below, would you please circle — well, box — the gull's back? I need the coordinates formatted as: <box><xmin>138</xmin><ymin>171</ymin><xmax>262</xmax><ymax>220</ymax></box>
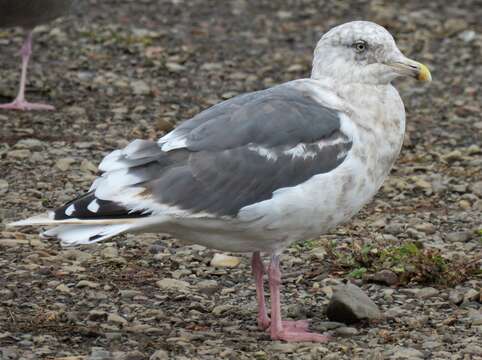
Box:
<box><xmin>0</xmin><ymin>0</ymin><xmax>73</xmax><ymax>29</ymax></box>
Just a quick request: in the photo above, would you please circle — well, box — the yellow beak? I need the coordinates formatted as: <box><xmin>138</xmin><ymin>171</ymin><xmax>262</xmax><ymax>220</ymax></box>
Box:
<box><xmin>417</xmin><ymin>63</ymin><xmax>432</xmax><ymax>82</ymax></box>
<box><xmin>387</xmin><ymin>58</ymin><xmax>432</xmax><ymax>82</ymax></box>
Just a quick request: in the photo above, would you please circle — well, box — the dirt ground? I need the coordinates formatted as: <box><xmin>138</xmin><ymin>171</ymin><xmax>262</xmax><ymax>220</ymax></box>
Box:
<box><xmin>0</xmin><ymin>0</ymin><xmax>481</xmax><ymax>359</ymax></box>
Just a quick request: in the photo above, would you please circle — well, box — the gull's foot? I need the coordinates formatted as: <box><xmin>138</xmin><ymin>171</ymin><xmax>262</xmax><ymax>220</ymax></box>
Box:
<box><xmin>271</xmin><ymin>327</ymin><xmax>331</xmax><ymax>342</ymax></box>
<box><xmin>258</xmin><ymin>316</ymin><xmax>271</xmax><ymax>330</ymax></box>
<box><xmin>0</xmin><ymin>99</ymin><xmax>55</xmax><ymax>111</ymax></box>
<box><xmin>260</xmin><ymin>319</ymin><xmax>312</xmax><ymax>332</ymax></box>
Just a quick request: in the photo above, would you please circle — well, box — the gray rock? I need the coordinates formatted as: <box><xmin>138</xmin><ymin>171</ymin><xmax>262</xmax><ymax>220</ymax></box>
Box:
<box><xmin>326</xmin><ymin>283</ymin><xmax>381</xmax><ymax>324</ymax></box>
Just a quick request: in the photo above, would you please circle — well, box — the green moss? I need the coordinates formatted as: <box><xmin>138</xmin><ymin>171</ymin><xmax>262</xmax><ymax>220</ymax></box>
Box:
<box><xmin>324</xmin><ymin>239</ymin><xmax>480</xmax><ymax>287</ymax></box>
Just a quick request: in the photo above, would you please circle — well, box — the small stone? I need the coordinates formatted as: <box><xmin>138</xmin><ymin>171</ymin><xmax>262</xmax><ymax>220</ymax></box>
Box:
<box><xmin>150</xmin><ymin>350</ymin><xmax>169</xmax><ymax>360</ymax></box>
<box><xmin>448</xmin><ymin>289</ymin><xmax>464</xmax><ymax>305</ymax></box>
<box><xmin>389</xmin><ymin>347</ymin><xmax>424</xmax><ymax>359</ymax></box>
<box><xmin>101</xmin><ymin>246</ymin><xmax>119</xmax><ymax>258</ymax></box>
<box><xmin>212</xmin><ymin>304</ymin><xmax>234</xmax><ymax>316</ymax></box>
<box><xmin>335</xmin><ymin>326</ymin><xmax>358</xmax><ymax>337</ymax></box>
<box><xmin>366</xmin><ymin>269</ymin><xmax>398</xmax><ymax>286</ymax></box>
<box><xmin>80</xmin><ymin>159</ymin><xmax>98</xmax><ymax>173</ymax></box>
<box><xmin>415</xmin><ymin>287</ymin><xmax>439</xmax><ymax>299</ymax></box>
<box><xmin>464</xmin><ymin>289</ymin><xmax>480</xmax><ymax>302</ymax></box>
<box><xmin>467</xmin><ymin>309</ymin><xmax>482</xmax><ymax>326</ymax></box>
<box><xmin>56</xmin><ymin>157</ymin><xmax>76</xmax><ymax>171</ymax></box>
<box><xmin>76</xmin><ymin>280</ymin><xmax>100</xmax><ymax>289</ymax></box>
<box><xmin>465</xmin><ymin>345</ymin><xmax>482</xmax><ymax>356</ymax></box>
<box><xmin>119</xmin><ymin>290</ymin><xmax>143</xmax><ymax>299</ymax></box>
<box><xmin>165</xmin><ymin>62</ymin><xmax>186</xmax><ymax>72</ymax></box>
<box><xmin>88</xmin><ymin>310</ymin><xmax>108</xmax><ymax>321</ymax></box>
<box><xmin>210</xmin><ymin>253</ymin><xmax>241</xmax><ymax>268</ymax></box>
<box><xmin>470</xmin><ymin>181</ymin><xmax>482</xmax><ymax>197</ymax></box>
<box><xmin>55</xmin><ymin>284</ymin><xmax>72</xmax><ymax>294</ymax></box>
<box><xmin>131</xmin><ymin>80</ymin><xmax>151</xmax><ymax>95</ymax></box>
<box><xmin>7</xmin><ymin>149</ymin><xmax>31</xmax><ymax>159</ymax></box>
<box><xmin>88</xmin><ymin>347</ymin><xmax>111</xmax><ymax>360</ymax></box>
<box><xmin>269</xmin><ymin>343</ymin><xmax>299</xmax><ymax>353</ymax></box>
<box><xmin>0</xmin><ymin>179</ymin><xmax>8</xmax><ymax>195</ymax></box>
<box><xmin>196</xmin><ymin>279</ymin><xmax>219</xmax><ymax>295</ymax></box>
<box><xmin>156</xmin><ymin>278</ymin><xmax>190</xmax><ymax>291</ymax></box>
<box><xmin>108</xmin><ymin>313</ymin><xmax>128</xmax><ymax>326</ymax></box>
<box><xmin>326</xmin><ymin>283</ymin><xmax>381</xmax><ymax>324</ymax></box>
<box><xmin>445</xmin><ymin>231</ymin><xmax>472</xmax><ymax>243</ymax></box>
<box><xmin>414</xmin><ymin>222</ymin><xmax>436</xmax><ymax>234</ymax></box>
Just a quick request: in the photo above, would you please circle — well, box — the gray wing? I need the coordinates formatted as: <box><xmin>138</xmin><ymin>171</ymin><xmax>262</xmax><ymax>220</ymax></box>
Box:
<box><xmin>53</xmin><ymin>83</ymin><xmax>353</xmax><ymax>220</ymax></box>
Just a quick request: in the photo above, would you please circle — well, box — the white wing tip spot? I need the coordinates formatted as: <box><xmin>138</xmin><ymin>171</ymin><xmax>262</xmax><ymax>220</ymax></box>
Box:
<box><xmin>87</xmin><ymin>199</ymin><xmax>100</xmax><ymax>213</ymax></box>
<box><xmin>65</xmin><ymin>204</ymin><xmax>76</xmax><ymax>216</ymax></box>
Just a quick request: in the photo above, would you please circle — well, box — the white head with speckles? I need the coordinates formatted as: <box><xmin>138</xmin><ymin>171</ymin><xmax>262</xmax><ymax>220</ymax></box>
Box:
<box><xmin>311</xmin><ymin>21</ymin><xmax>431</xmax><ymax>85</ymax></box>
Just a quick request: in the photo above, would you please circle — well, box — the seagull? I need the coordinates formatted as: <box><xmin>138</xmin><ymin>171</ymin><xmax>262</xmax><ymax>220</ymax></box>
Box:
<box><xmin>0</xmin><ymin>0</ymin><xmax>73</xmax><ymax>111</ymax></box>
<box><xmin>10</xmin><ymin>21</ymin><xmax>431</xmax><ymax>342</ymax></box>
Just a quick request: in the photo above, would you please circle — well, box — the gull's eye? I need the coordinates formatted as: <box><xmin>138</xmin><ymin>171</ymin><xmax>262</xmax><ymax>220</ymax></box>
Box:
<box><xmin>353</xmin><ymin>40</ymin><xmax>368</xmax><ymax>53</ymax></box>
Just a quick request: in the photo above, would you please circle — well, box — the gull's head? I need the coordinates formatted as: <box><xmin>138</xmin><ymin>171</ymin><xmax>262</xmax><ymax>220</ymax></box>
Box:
<box><xmin>312</xmin><ymin>21</ymin><xmax>431</xmax><ymax>85</ymax></box>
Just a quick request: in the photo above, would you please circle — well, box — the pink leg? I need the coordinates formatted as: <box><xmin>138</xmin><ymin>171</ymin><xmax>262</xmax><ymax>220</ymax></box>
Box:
<box><xmin>0</xmin><ymin>31</ymin><xmax>55</xmax><ymax>111</ymax></box>
<box><xmin>252</xmin><ymin>252</ymin><xmax>270</xmax><ymax>330</ymax></box>
<box><xmin>268</xmin><ymin>255</ymin><xmax>331</xmax><ymax>342</ymax></box>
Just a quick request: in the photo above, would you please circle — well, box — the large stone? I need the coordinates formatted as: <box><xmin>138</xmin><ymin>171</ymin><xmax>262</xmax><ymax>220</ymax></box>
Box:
<box><xmin>325</xmin><ymin>283</ymin><xmax>381</xmax><ymax>324</ymax></box>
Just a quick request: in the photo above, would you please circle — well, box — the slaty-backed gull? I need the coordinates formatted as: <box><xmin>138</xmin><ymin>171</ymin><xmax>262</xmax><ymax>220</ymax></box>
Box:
<box><xmin>10</xmin><ymin>21</ymin><xmax>432</xmax><ymax>342</ymax></box>
<box><xmin>0</xmin><ymin>0</ymin><xmax>73</xmax><ymax>111</ymax></box>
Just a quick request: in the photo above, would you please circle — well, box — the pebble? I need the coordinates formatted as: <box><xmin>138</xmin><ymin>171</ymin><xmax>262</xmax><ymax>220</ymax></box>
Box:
<box><xmin>108</xmin><ymin>313</ymin><xmax>128</xmax><ymax>326</ymax></box>
<box><xmin>445</xmin><ymin>231</ymin><xmax>472</xmax><ymax>242</ymax></box>
<box><xmin>56</xmin><ymin>157</ymin><xmax>76</xmax><ymax>171</ymax></box>
<box><xmin>210</xmin><ymin>253</ymin><xmax>241</xmax><ymax>268</ymax></box>
<box><xmin>468</xmin><ymin>309</ymin><xmax>482</xmax><ymax>325</ymax></box>
<box><xmin>0</xmin><ymin>179</ymin><xmax>8</xmax><ymax>195</ymax></box>
<box><xmin>366</xmin><ymin>269</ymin><xmax>398</xmax><ymax>286</ymax></box>
<box><xmin>414</xmin><ymin>287</ymin><xmax>439</xmax><ymax>299</ymax></box>
<box><xmin>469</xmin><ymin>181</ymin><xmax>482</xmax><ymax>197</ymax></box>
<box><xmin>131</xmin><ymin>80</ymin><xmax>151</xmax><ymax>95</ymax></box>
<box><xmin>388</xmin><ymin>346</ymin><xmax>424</xmax><ymax>359</ymax></box>
<box><xmin>7</xmin><ymin>149</ymin><xmax>31</xmax><ymax>159</ymax></box>
<box><xmin>55</xmin><ymin>284</ymin><xmax>72</xmax><ymax>294</ymax></box>
<box><xmin>101</xmin><ymin>246</ymin><xmax>119</xmax><ymax>258</ymax></box>
<box><xmin>196</xmin><ymin>279</ymin><xmax>219</xmax><ymax>295</ymax></box>
<box><xmin>335</xmin><ymin>326</ymin><xmax>358</xmax><ymax>337</ymax></box>
<box><xmin>448</xmin><ymin>289</ymin><xmax>464</xmax><ymax>305</ymax></box>
<box><xmin>76</xmin><ymin>280</ymin><xmax>100</xmax><ymax>289</ymax></box>
<box><xmin>464</xmin><ymin>289</ymin><xmax>480</xmax><ymax>302</ymax></box>
<box><xmin>150</xmin><ymin>350</ymin><xmax>169</xmax><ymax>360</ymax></box>
<box><xmin>156</xmin><ymin>278</ymin><xmax>190</xmax><ymax>291</ymax></box>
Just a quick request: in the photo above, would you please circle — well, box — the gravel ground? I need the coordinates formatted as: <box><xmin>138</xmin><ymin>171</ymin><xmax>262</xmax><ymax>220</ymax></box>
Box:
<box><xmin>1</xmin><ymin>0</ymin><xmax>481</xmax><ymax>359</ymax></box>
